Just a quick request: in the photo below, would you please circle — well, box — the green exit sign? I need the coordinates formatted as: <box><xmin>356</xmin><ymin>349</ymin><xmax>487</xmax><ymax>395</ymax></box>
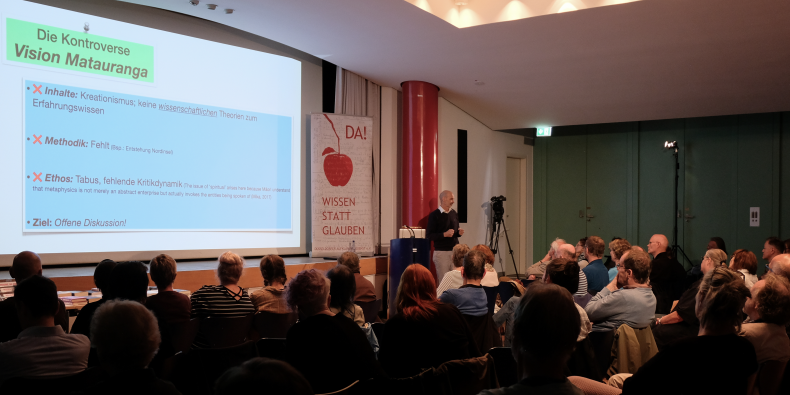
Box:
<box><xmin>537</xmin><ymin>127</ymin><xmax>552</xmax><ymax>136</ymax></box>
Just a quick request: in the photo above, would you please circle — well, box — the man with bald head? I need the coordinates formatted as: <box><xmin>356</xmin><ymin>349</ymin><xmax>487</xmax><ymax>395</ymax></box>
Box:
<box><xmin>768</xmin><ymin>254</ymin><xmax>790</xmax><ymax>279</ymax></box>
<box><xmin>646</xmin><ymin>234</ymin><xmax>686</xmax><ymax>314</ymax></box>
<box><xmin>0</xmin><ymin>251</ymin><xmax>69</xmax><ymax>342</ymax></box>
<box><xmin>528</xmin><ymin>242</ymin><xmax>589</xmax><ymax>298</ymax></box>
<box><xmin>427</xmin><ymin>190</ymin><xmax>464</xmax><ymax>282</ymax></box>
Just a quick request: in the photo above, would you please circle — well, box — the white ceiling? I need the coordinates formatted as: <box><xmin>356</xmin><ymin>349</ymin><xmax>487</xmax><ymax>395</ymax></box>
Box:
<box><xmin>123</xmin><ymin>0</ymin><xmax>790</xmax><ymax>130</ymax></box>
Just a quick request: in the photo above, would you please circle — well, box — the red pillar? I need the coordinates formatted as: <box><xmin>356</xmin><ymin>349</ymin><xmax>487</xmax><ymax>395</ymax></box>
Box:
<box><xmin>401</xmin><ymin>81</ymin><xmax>439</xmax><ymax>277</ymax></box>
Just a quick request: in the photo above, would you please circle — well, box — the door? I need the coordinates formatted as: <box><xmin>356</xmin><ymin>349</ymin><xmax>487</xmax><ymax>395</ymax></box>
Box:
<box><xmin>682</xmin><ymin>117</ymin><xmax>738</xmax><ymax>268</ymax></box>
<box><xmin>543</xmin><ymin>127</ymin><xmax>587</xmax><ymax>253</ymax></box>
<box><xmin>585</xmin><ymin>124</ymin><xmax>631</xmax><ymax>247</ymax></box>
<box><xmin>506</xmin><ymin>157</ymin><xmax>522</xmax><ymax>274</ymax></box>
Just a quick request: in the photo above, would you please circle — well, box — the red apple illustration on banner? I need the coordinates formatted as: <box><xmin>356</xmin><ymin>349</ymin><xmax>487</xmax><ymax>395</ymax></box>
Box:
<box><xmin>322</xmin><ymin>114</ymin><xmax>353</xmax><ymax>186</ymax></box>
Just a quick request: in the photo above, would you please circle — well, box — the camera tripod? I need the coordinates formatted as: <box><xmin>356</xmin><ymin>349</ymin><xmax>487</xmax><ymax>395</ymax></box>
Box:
<box><xmin>489</xmin><ymin>213</ymin><xmax>520</xmax><ymax>279</ymax></box>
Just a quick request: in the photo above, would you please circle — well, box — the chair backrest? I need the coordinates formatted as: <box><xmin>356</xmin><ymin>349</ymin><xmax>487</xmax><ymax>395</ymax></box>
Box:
<box><xmin>170</xmin><ymin>318</ymin><xmax>201</xmax><ymax>354</ymax></box>
<box><xmin>566</xmin><ymin>336</ymin><xmax>603</xmax><ymax>382</ymax></box>
<box><xmin>433</xmin><ymin>353</ymin><xmax>499</xmax><ymax>395</ymax></box>
<box><xmin>315</xmin><ymin>379</ymin><xmax>360</xmax><ymax>395</ymax></box>
<box><xmin>487</xmin><ymin>347</ymin><xmax>517</xmax><ymax>387</ymax></box>
<box><xmin>253</xmin><ymin>311</ymin><xmax>298</xmax><ymax>339</ymax></box>
<box><xmin>0</xmin><ymin>367</ymin><xmax>108</xmax><ymax>395</ymax></box>
<box><xmin>256</xmin><ymin>338</ymin><xmax>288</xmax><ymax>361</ymax></box>
<box><xmin>606</xmin><ymin>324</ymin><xmax>657</xmax><ymax>378</ymax></box>
<box><xmin>371</xmin><ymin>322</ymin><xmax>385</xmax><ymax>345</ymax></box>
<box><xmin>588</xmin><ymin>329</ymin><xmax>615</xmax><ymax>379</ymax></box>
<box><xmin>497</xmin><ymin>282</ymin><xmax>516</xmax><ymax>305</ymax></box>
<box><xmin>462</xmin><ymin>313</ymin><xmax>502</xmax><ymax>355</ymax></box>
<box><xmin>482</xmin><ymin>286</ymin><xmax>498</xmax><ymax>315</ymax></box>
<box><xmin>198</xmin><ymin>314</ymin><xmax>254</xmax><ymax>348</ymax></box>
<box><xmin>171</xmin><ymin>341</ymin><xmax>259</xmax><ymax>395</ymax></box>
<box><xmin>357</xmin><ymin>299</ymin><xmax>382</xmax><ymax>323</ymax></box>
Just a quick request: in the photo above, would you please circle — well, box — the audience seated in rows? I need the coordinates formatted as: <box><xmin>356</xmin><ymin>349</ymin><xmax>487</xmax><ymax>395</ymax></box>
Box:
<box><xmin>646</xmin><ymin>234</ymin><xmax>686</xmax><ymax>314</ymax></box>
<box><xmin>652</xmin><ymin>248</ymin><xmax>726</xmax><ymax>350</ymax></box>
<box><xmin>327</xmin><ymin>265</ymin><xmax>365</xmax><ymax>326</ymax></box>
<box><xmin>88</xmin><ymin>300</ymin><xmax>180</xmax><ymax>395</ymax></box>
<box><xmin>584</xmin><ymin>248</ymin><xmax>656</xmax><ymax>332</ymax></box>
<box><xmin>495</xmin><ymin>258</ymin><xmax>591</xmax><ymax>347</ymax></box>
<box><xmin>439</xmin><ymin>250</ymin><xmax>489</xmax><ymax>316</ymax></box>
<box><xmin>285</xmin><ymin>269</ymin><xmax>380</xmax><ymax>393</ymax></box>
<box><xmin>250</xmin><ymin>254</ymin><xmax>291</xmax><ymax>314</ymax></box>
<box><xmin>337</xmin><ymin>251</ymin><xmax>376</xmax><ymax>304</ymax></box>
<box><xmin>607</xmin><ymin>239</ymin><xmax>631</xmax><ymax>283</ymax></box>
<box><xmin>380</xmin><ymin>264</ymin><xmax>480</xmax><ymax>378</ymax></box>
<box><xmin>472</xmin><ymin>244</ymin><xmax>500</xmax><ymax>287</ymax></box>
<box><xmin>70</xmin><ymin>259</ymin><xmax>117</xmax><ymax>338</ymax></box>
<box><xmin>582</xmin><ymin>236</ymin><xmax>608</xmax><ymax>293</ymax></box>
<box><xmin>190</xmin><ymin>251</ymin><xmax>255</xmax><ymax>348</ymax></box>
<box><xmin>730</xmin><ymin>249</ymin><xmax>759</xmax><ymax>289</ymax></box>
<box><xmin>0</xmin><ymin>275</ymin><xmax>90</xmax><ymax>386</ymax></box>
<box><xmin>481</xmin><ymin>283</ymin><xmax>584</xmax><ymax>395</ymax></box>
<box><xmin>214</xmin><ymin>357</ymin><xmax>313</xmax><ymax>395</ymax></box>
<box><xmin>740</xmin><ymin>273</ymin><xmax>790</xmax><ymax>395</ymax></box>
<box><xmin>0</xmin><ymin>251</ymin><xmax>69</xmax><ymax>342</ymax></box>
<box><xmin>610</xmin><ymin>266</ymin><xmax>758</xmax><ymax>395</ymax></box>
<box><xmin>146</xmin><ymin>254</ymin><xmax>191</xmax><ymax>324</ymax></box>
<box><xmin>437</xmin><ymin>243</ymin><xmax>470</xmax><ymax>296</ymax></box>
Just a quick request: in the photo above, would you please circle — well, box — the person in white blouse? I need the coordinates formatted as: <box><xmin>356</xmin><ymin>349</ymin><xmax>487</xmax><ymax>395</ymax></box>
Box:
<box><xmin>730</xmin><ymin>249</ymin><xmax>759</xmax><ymax>289</ymax></box>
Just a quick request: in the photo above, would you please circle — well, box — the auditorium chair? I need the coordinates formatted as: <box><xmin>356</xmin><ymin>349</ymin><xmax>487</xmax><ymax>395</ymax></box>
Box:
<box><xmin>566</xmin><ymin>336</ymin><xmax>603</xmax><ymax>381</ymax></box>
<box><xmin>357</xmin><ymin>299</ymin><xmax>382</xmax><ymax>323</ymax></box>
<box><xmin>605</xmin><ymin>324</ymin><xmax>657</xmax><ymax>379</ymax></box>
<box><xmin>370</xmin><ymin>322</ymin><xmax>385</xmax><ymax>344</ymax></box>
<box><xmin>169</xmin><ymin>318</ymin><xmax>201</xmax><ymax>354</ymax></box>
<box><xmin>487</xmin><ymin>347</ymin><xmax>518</xmax><ymax>387</ymax></box>
<box><xmin>483</xmin><ymin>286</ymin><xmax>499</xmax><ymax>315</ymax></box>
<box><xmin>588</xmin><ymin>329</ymin><xmax>616</xmax><ymax>378</ymax></box>
<box><xmin>0</xmin><ymin>366</ymin><xmax>108</xmax><ymax>395</ymax></box>
<box><xmin>375</xmin><ymin>354</ymin><xmax>499</xmax><ymax>395</ymax></box>
<box><xmin>197</xmin><ymin>314</ymin><xmax>254</xmax><ymax>348</ymax></box>
<box><xmin>462</xmin><ymin>313</ymin><xmax>502</xmax><ymax>353</ymax></box>
<box><xmin>170</xmin><ymin>340</ymin><xmax>258</xmax><ymax>395</ymax></box>
<box><xmin>497</xmin><ymin>282</ymin><xmax>516</xmax><ymax>305</ymax></box>
<box><xmin>252</xmin><ymin>311</ymin><xmax>298</xmax><ymax>339</ymax></box>
<box><xmin>316</xmin><ymin>379</ymin><xmax>360</xmax><ymax>395</ymax></box>
<box><xmin>255</xmin><ymin>338</ymin><xmax>287</xmax><ymax>361</ymax></box>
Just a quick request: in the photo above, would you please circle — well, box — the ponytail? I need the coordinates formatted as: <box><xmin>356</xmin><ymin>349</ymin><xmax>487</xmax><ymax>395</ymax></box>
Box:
<box><xmin>698</xmin><ymin>266</ymin><xmax>750</xmax><ymax>332</ymax></box>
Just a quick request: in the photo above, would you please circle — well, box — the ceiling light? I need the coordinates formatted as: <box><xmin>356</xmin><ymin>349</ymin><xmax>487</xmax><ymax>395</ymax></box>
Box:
<box><xmin>455</xmin><ymin>0</ymin><xmax>469</xmax><ymax>5</ymax></box>
<box><xmin>207</xmin><ymin>4</ymin><xmax>217</xmax><ymax>10</ymax></box>
<box><xmin>225</xmin><ymin>8</ymin><xmax>234</xmax><ymax>14</ymax></box>
<box><xmin>557</xmin><ymin>3</ymin><xmax>578</xmax><ymax>13</ymax></box>
<box><xmin>189</xmin><ymin>0</ymin><xmax>199</xmax><ymax>6</ymax></box>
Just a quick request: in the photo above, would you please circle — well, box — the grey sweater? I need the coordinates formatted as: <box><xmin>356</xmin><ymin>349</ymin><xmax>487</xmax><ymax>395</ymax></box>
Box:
<box><xmin>584</xmin><ymin>287</ymin><xmax>656</xmax><ymax>332</ymax></box>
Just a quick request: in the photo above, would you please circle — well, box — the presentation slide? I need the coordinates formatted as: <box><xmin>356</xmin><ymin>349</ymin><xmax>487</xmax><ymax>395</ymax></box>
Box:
<box><xmin>1</xmin><ymin>1</ymin><xmax>302</xmax><ymax>263</ymax></box>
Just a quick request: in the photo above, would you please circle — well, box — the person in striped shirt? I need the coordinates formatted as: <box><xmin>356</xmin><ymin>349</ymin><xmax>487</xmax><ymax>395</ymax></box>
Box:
<box><xmin>190</xmin><ymin>251</ymin><xmax>255</xmax><ymax>348</ymax></box>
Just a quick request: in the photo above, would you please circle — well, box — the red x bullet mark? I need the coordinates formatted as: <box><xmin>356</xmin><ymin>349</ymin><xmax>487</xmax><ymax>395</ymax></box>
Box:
<box><xmin>33</xmin><ymin>84</ymin><xmax>43</xmax><ymax>94</ymax></box>
<box><xmin>33</xmin><ymin>134</ymin><xmax>42</xmax><ymax>144</ymax></box>
<box><xmin>33</xmin><ymin>172</ymin><xmax>42</xmax><ymax>182</ymax></box>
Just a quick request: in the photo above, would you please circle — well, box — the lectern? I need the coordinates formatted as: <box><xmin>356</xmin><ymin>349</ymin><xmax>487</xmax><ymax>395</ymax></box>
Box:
<box><xmin>388</xmin><ymin>238</ymin><xmax>430</xmax><ymax>317</ymax></box>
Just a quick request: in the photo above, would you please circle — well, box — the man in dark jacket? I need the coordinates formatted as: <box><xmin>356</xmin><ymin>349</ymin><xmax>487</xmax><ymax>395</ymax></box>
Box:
<box><xmin>647</xmin><ymin>234</ymin><xmax>686</xmax><ymax>314</ymax></box>
<box><xmin>427</xmin><ymin>190</ymin><xmax>464</xmax><ymax>282</ymax></box>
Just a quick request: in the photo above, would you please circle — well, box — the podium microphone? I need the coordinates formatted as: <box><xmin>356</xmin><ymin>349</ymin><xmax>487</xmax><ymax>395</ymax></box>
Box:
<box><xmin>404</xmin><ymin>225</ymin><xmax>416</xmax><ymax>239</ymax></box>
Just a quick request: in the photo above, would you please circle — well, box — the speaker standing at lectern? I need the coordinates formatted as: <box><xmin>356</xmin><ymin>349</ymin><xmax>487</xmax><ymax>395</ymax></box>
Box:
<box><xmin>427</xmin><ymin>190</ymin><xmax>465</xmax><ymax>282</ymax></box>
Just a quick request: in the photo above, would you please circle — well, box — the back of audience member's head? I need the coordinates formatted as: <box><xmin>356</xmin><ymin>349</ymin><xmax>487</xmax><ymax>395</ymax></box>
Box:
<box><xmin>149</xmin><ymin>254</ymin><xmax>177</xmax><ymax>290</ymax></box>
<box><xmin>286</xmin><ymin>269</ymin><xmax>330</xmax><ymax>317</ymax></box>
<box><xmin>91</xmin><ymin>300</ymin><xmax>160</xmax><ymax>374</ymax></box>
<box><xmin>395</xmin><ymin>264</ymin><xmax>440</xmax><ymax>320</ymax></box>
<box><xmin>557</xmin><ymin>244</ymin><xmax>575</xmax><ymax>260</ymax></box>
<box><xmin>218</xmin><ymin>251</ymin><xmax>245</xmax><ymax>285</ymax></box>
<box><xmin>110</xmin><ymin>261</ymin><xmax>150</xmax><ymax>303</ymax></box>
<box><xmin>730</xmin><ymin>249</ymin><xmax>757</xmax><ymax>275</ymax></box>
<box><xmin>260</xmin><ymin>254</ymin><xmax>287</xmax><ymax>286</ymax></box>
<box><xmin>622</xmin><ymin>248</ymin><xmax>652</xmax><ymax>284</ymax></box>
<box><xmin>215</xmin><ymin>357</ymin><xmax>314</xmax><ymax>395</ymax></box>
<box><xmin>748</xmin><ymin>273</ymin><xmax>790</xmax><ymax>326</ymax></box>
<box><xmin>10</xmin><ymin>251</ymin><xmax>42</xmax><ymax>281</ymax></box>
<box><xmin>463</xmin><ymin>250</ymin><xmax>486</xmax><ymax>281</ymax></box>
<box><xmin>766</xmin><ymin>237</ymin><xmax>784</xmax><ymax>256</ymax></box>
<box><xmin>704</xmin><ymin>248</ymin><xmax>728</xmax><ymax>267</ymax></box>
<box><xmin>513</xmin><ymin>283</ymin><xmax>580</xmax><ymax>366</ymax></box>
<box><xmin>709</xmin><ymin>237</ymin><xmax>727</xmax><ymax>255</ymax></box>
<box><xmin>327</xmin><ymin>265</ymin><xmax>356</xmax><ymax>318</ymax></box>
<box><xmin>94</xmin><ymin>259</ymin><xmax>117</xmax><ymax>298</ymax></box>
<box><xmin>14</xmin><ymin>275</ymin><xmax>59</xmax><ymax>323</ymax></box>
<box><xmin>697</xmin><ymin>266</ymin><xmax>750</xmax><ymax>332</ymax></box>
<box><xmin>585</xmin><ymin>236</ymin><xmax>605</xmax><ymax>258</ymax></box>
<box><xmin>337</xmin><ymin>251</ymin><xmax>360</xmax><ymax>273</ymax></box>
<box><xmin>609</xmin><ymin>239</ymin><xmax>632</xmax><ymax>260</ymax></box>
<box><xmin>544</xmin><ymin>258</ymin><xmax>579</xmax><ymax>294</ymax></box>
<box><xmin>451</xmin><ymin>244</ymin><xmax>470</xmax><ymax>268</ymax></box>
<box><xmin>471</xmin><ymin>244</ymin><xmax>495</xmax><ymax>266</ymax></box>
<box><xmin>773</xmin><ymin>254</ymin><xmax>790</xmax><ymax>278</ymax></box>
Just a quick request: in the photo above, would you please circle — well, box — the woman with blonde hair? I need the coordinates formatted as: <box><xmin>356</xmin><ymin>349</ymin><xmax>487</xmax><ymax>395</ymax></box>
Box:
<box><xmin>436</xmin><ymin>243</ymin><xmax>469</xmax><ymax>296</ymax></box>
<box><xmin>607</xmin><ymin>238</ymin><xmax>631</xmax><ymax>282</ymax></box>
<box><xmin>730</xmin><ymin>249</ymin><xmax>759</xmax><ymax>289</ymax></box>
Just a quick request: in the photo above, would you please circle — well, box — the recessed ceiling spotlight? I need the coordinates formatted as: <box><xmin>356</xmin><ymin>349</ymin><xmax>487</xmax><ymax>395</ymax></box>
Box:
<box><xmin>225</xmin><ymin>8</ymin><xmax>234</xmax><ymax>14</ymax></box>
<box><xmin>207</xmin><ymin>4</ymin><xmax>217</xmax><ymax>10</ymax></box>
<box><xmin>455</xmin><ymin>1</ymin><xmax>468</xmax><ymax>5</ymax></box>
<box><xmin>474</xmin><ymin>80</ymin><xmax>484</xmax><ymax>86</ymax></box>
<box><xmin>189</xmin><ymin>0</ymin><xmax>199</xmax><ymax>6</ymax></box>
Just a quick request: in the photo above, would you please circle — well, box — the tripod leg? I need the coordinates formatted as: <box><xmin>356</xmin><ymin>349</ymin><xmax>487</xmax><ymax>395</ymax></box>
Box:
<box><xmin>499</xmin><ymin>220</ymin><xmax>519</xmax><ymax>278</ymax></box>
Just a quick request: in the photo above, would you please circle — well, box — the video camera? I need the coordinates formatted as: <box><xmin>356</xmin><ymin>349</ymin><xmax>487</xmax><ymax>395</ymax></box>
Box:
<box><xmin>490</xmin><ymin>195</ymin><xmax>506</xmax><ymax>222</ymax></box>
